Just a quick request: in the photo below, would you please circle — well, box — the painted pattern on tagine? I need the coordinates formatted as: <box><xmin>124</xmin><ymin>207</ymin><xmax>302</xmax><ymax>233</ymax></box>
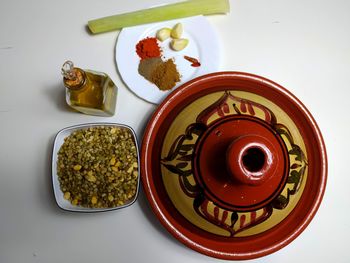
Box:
<box><xmin>161</xmin><ymin>91</ymin><xmax>308</xmax><ymax>237</ymax></box>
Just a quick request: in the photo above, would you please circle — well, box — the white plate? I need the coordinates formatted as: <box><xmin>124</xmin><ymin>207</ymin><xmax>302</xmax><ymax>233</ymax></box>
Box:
<box><xmin>116</xmin><ymin>16</ymin><xmax>221</xmax><ymax>104</ymax></box>
<box><xmin>52</xmin><ymin>123</ymin><xmax>140</xmax><ymax>213</ymax></box>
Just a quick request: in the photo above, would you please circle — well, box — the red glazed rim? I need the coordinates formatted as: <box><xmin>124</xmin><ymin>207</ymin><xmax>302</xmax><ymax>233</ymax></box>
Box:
<box><xmin>141</xmin><ymin>72</ymin><xmax>327</xmax><ymax>260</ymax></box>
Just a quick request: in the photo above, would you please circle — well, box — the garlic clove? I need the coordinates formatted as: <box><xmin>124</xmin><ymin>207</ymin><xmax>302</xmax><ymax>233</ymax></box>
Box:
<box><xmin>170</xmin><ymin>38</ymin><xmax>189</xmax><ymax>51</ymax></box>
<box><xmin>156</xmin><ymin>27</ymin><xmax>171</xmax><ymax>42</ymax></box>
<box><xmin>171</xmin><ymin>23</ymin><xmax>183</xmax><ymax>39</ymax></box>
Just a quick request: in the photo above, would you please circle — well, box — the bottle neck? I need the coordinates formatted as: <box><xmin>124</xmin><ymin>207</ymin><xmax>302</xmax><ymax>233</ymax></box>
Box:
<box><xmin>63</xmin><ymin>68</ymin><xmax>87</xmax><ymax>90</ymax></box>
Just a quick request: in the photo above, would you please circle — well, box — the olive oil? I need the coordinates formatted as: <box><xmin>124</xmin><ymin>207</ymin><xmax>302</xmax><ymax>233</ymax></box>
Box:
<box><xmin>61</xmin><ymin>61</ymin><xmax>117</xmax><ymax>116</ymax></box>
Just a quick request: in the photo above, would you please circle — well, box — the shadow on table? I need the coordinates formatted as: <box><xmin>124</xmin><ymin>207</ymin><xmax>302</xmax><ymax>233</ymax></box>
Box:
<box><xmin>136</xmin><ymin>186</ymin><xmax>185</xmax><ymax>247</ymax></box>
<box><xmin>40</xmin><ymin>135</ymin><xmax>66</xmax><ymax>214</ymax></box>
<box><xmin>43</xmin><ymin>82</ymin><xmax>77</xmax><ymax>114</ymax></box>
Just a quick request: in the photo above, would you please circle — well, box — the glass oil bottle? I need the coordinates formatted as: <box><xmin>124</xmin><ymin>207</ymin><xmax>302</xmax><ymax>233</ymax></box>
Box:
<box><xmin>61</xmin><ymin>61</ymin><xmax>117</xmax><ymax>116</ymax></box>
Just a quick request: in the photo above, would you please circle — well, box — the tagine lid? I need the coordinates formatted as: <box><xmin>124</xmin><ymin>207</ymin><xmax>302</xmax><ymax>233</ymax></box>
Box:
<box><xmin>141</xmin><ymin>72</ymin><xmax>327</xmax><ymax>260</ymax></box>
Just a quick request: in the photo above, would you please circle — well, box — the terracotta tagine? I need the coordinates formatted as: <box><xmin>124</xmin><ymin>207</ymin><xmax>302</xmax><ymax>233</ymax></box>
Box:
<box><xmin>141</xmin><ymin>72</ymin><xmax>327</xmax><ymax>260</ymax></box>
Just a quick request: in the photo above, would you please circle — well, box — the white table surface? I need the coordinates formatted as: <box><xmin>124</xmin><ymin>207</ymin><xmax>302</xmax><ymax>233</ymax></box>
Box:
<box><xmin>1</xmin><ymin>0</ymin><xmax>349</xmax><ymax>262</ymax></box>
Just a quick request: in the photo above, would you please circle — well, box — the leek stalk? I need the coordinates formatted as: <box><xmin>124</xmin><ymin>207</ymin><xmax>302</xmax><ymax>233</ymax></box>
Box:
<box><xmin>88</xmin><ymin>0</ymin><xmax>230</xmax><ymax>34</ymax></box>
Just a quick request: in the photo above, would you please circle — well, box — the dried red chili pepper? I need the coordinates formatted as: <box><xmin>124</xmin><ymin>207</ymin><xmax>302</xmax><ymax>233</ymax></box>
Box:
<box><xmin>184</xmin><ymin>55</ymin><xmax>201</xmax><ymax>67</ymax></box>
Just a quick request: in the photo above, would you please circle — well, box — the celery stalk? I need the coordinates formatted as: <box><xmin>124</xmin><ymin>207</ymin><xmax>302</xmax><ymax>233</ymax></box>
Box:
<box><xmin>88</xmin><ymin>0</ymin><xmax>230</xmax><ymax>34</ymax></box>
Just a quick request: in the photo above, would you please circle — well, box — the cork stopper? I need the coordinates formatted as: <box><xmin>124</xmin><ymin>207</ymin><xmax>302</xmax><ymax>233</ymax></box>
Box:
<box><xmin>61</xmin><ymin>61</ymin><xmax>85</xmax><ymax>89</ymax></box>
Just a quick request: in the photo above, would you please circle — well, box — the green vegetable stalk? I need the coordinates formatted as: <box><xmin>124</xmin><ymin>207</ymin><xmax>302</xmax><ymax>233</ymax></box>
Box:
<box><xmin>88</xmin><ymin>0</ymin><xmax>230</xmax><ymax>34</ymax></box>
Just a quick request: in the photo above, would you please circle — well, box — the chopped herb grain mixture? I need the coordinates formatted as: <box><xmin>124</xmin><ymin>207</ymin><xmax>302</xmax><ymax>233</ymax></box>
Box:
<box><xmin>57</xmin><ymin>126</ymin><xmax>138</xmax><ymax>208</ymax></box>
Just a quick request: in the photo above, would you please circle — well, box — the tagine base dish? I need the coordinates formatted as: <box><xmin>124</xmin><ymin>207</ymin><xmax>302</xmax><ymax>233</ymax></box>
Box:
<box><xmin>141</xmin><ymin>72</ymin><xmax>327</xmax><ymax>260</ymax></box>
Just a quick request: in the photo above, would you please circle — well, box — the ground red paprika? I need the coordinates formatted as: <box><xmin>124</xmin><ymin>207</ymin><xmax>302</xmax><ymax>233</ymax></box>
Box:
<box><xmin>136</xmin><ymin>37</ymin><xmax>162</xmax><ymax>60</ymax></box>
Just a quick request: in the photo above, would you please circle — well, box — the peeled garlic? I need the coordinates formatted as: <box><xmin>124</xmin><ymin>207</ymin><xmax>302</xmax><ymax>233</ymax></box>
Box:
<box><xmin>156</xmin><ymin>27</ymin><xmax>171</xmax><ymax>41</ymax></box>
<box><xmin>171</xmin><ymin>23</ymin><xmax>183</xmax><ymax>39</ymax></box>
<box><xmin>170</xmin><ymin>38</ymin><xmax>189</xmax><ymax>51</ymax></box>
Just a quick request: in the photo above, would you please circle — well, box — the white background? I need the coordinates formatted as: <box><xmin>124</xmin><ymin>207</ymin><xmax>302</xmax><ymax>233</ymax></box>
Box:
<box><xmin>0</xmin><ymin>0</ymin><xmax>349</xmax><ymax>262</ymax></box>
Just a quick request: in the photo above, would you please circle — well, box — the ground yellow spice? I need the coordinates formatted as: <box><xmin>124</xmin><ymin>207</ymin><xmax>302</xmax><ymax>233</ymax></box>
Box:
<box><xmin>150</xmin><ymin>59</ymin><xmax>181</xmax><ymax>91</ymax></box>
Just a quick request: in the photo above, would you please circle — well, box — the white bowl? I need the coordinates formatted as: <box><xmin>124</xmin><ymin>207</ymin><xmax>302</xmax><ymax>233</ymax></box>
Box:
<box><xmin>52</xmin><ymin>123</ymin><xmax>140</xmax><ymax>212</ymax></box>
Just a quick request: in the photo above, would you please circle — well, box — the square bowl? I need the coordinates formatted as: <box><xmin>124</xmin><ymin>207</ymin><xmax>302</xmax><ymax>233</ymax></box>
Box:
<box><xmin>52</xmin><ymin>123</ymin><xmax>140</xmax><ymax>212</ymax></box>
